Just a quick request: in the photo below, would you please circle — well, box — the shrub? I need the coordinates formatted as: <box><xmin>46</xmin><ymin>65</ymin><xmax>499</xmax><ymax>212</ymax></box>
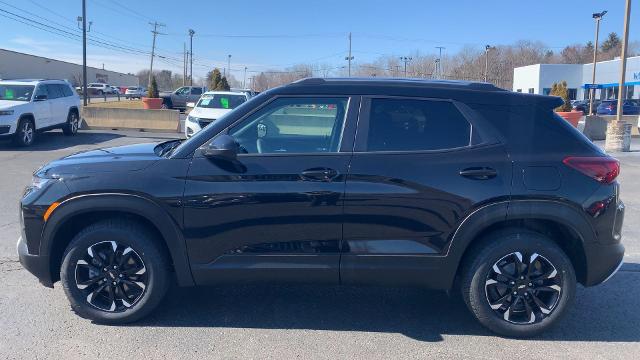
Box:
<box><xmin>550</xmin><ymin>81</ymin><xmax>573</xmax><ymax>112</ymax></box>
<box><xmin>147</xmin><ymin>76</ymin><xmax>159</xmax><ymax>98</ymax></box>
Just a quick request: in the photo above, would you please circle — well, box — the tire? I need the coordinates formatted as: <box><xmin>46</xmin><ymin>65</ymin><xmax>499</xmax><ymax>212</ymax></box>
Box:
<box><xmin>97</xmin><ymin>90</ymin><xmax>103</xmax><ymax>96</ymax></box>
<box><xmin>13</xmin><ymin>117</ymin><xmax>35</xmax><ymax>147</ymax></box>
<box><xmin>62</xmin><ymin>110</ymin><xmax>80</xmax><ymax>136</ymax></box>
<box><xmin>60</xmin><ymin>219</ymin><xmax>170</xmax><ymax>324</ymax></box>
<box><xmin>161</xmin><ymin>100</ymin><xmax>171</xmax><ymax>109</ymax></box>
<box><xmin>459</xmin><ymin>229</ymin><xmax>576</xmax><ymax>337</ymax></box>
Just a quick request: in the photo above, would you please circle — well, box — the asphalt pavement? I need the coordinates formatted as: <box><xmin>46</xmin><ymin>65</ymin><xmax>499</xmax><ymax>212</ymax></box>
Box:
<box><xmin>1</xmin><ymin>130</ymin><xmax>639</xmax><ymax>359</ymax></box>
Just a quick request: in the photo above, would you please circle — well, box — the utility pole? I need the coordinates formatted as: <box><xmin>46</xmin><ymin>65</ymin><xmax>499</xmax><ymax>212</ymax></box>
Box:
<box><xmin>605</xmin><ymin>0</ymin><xmax>632</xmax><ymax>152</ymax></box>
<box><xmin>589</xmin><ymin>11</ymin><xmax>607</xmax><ymax>115</ymax></box>
<box><xmin>484</xmin><ymin>45</ymin><xmax>494</xmax><ymax>82</ymax></box>
<box><xmin>400</xmin><ymin>56</ymin><xmax>412</xmax><ymax>77</ymax></box>
<box><xmin>435</xmin><ymin>46</ymin><xmax>445</xmax><ymax>78</ymax></box>
<box><xmin>345</xmin><ymin>32</ymin><xmax>354</xmax><ymax>77</ymax></box>
<box><xmin>183</xmin><ymin>42</ymin><xmax>187</xmax><ymax>86</ymax></box>
<box><xmin>148</xmin><ymin>21</ymin><xmax>166</xmax><ymax>88</ymax></box>
<box><xmin>80</xmin><ymin>0</ymin><xmax>88</xmax><ymax>106</ymax></box>
<box><xmin>226</xmin><ymin>54</ymin><xmax>231</xmax><ymax>78</ymax></box>
<box><xmin>189</xmin><ymin>29</ymin><xmax>195</xmax><ymax>86</ymax></box>
<box><xmin>243</xmin><ymin>66</ymin><xmax>247</xmax><ymax>88</ymax></box>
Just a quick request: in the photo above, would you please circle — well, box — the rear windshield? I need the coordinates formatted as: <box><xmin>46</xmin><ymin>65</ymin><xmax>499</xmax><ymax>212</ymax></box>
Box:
<box><xmin>197</xmin><ymin>94</ymin><xmax>246</xmax><ymax>109</ymax></box>
<box><xmin>127</xmin><ymin>87</ymin><xmax>138</xmax><ymax>90</ymax></box>
<box><xmin>0</xmin><ymin>85</ymin><xmax>34</xmax><ymax>101</ymax></box>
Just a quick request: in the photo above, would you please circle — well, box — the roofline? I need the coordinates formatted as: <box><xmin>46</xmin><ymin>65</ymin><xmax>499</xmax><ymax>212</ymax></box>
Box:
<box><xmin>289</xmin><ymin>77</ymin><xmax>506</xmax><ymax>92</ymax></box>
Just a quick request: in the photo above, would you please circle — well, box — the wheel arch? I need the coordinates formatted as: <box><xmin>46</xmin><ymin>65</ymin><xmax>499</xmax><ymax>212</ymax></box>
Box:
<box><xmin>42</xmin><ymin>193</ymin><xmax>194</xmax><ymax>286</ymax></box>
<box><xmin>448</xmin><ymin>200</ymin><xmax>592</xmax><ymax>288</ymax></box>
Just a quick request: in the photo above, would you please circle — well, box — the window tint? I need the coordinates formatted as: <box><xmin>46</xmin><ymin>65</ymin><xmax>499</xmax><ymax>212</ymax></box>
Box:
<box><xmin>61</xmin><ymin>84</ymin><xmax>74</xmax><ymax>97</ymax></box>
<box><xmin>197</xmin><ymin>94</ymin><xmax>246</xmax><ymax>109</ymax></box>
<box><xmin>366</xmin><ymin>98</ymin><xmax>471</xmax><ymax>152</ymax></box>
<box><xmin>34</xmin><ymin>85</ymin><xmax>49</xmax><ymax>99</ymax></box>
<box><xmin>228</xmin><ymin>97</ymin><xmax>348</xmax><ymax>154</ymax></box>
<box><xmin>191</xmin><ymin>87</ymin><xmax>203</xmax><ymax>95</ymax></box>
<box><xmin>45</xmin><ymin>84</ymin><xmax>64</xmax><ymax>99</ymax></box>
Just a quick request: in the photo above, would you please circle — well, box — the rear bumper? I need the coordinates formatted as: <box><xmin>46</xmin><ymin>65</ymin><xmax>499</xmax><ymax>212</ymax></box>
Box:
<box><xmin>17</xmin><ymin>236</ymin><xmax>54</xmax><ymax>288</ymax></box>
<box><xmin>583</xmin><ymin>242</ymin><xmax>625</xmax><ymax>286</ymax></box>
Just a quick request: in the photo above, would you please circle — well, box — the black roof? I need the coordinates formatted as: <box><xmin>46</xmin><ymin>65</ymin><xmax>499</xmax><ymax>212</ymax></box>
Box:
<box><xmin>290</xmin><ymin>77</ymin><xmax>506</xmax><ymax>92</ymax></box>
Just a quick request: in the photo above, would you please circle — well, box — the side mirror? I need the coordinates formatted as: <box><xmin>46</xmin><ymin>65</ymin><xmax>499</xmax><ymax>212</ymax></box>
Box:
<box><xmin>34</xmin><ymin>94</ymin><xmax>47</xmax><ymax>101</ymax></box>
<box><xmin>186</xmin><ymin>102</ymin><xmax>196</xmax><ymax>108</ymax></box>
<box><xmin>202</xmin><ymin>134</ymin><xmax>239</xmax><ymax>161</ymax></box>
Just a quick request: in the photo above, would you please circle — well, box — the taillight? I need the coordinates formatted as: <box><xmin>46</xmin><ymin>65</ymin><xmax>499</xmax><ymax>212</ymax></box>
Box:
<box><xmin>563</xmin><ymin>156</ymin><xmax>620</xmax><ymax>184</ymax></box>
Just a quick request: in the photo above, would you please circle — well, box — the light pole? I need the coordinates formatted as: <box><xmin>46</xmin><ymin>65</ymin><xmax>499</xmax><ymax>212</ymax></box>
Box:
<box><xmin>605</xmin><ymin>0</ymin><xmax>632</xmax><ymax>152</ymax></box>
<box><xmin>400</xmin><ymin>56</ymin><xmax>412</xmax><ymax>77</ymax></box>
<box><xmin>226</xmin><ymin>54</ymin><xmax>231</xmax><ymax>78</ymax></box>
<box><xmin>345</xmin><ymin>32</ymin><xmax>354</xmax><ymax>77</ymax></box>
<box><xmin>589</xmin><ymin>10</ymin><xmax>607</xmax><ymax>115</ymax></box>
<box><xmin>435</xmin><ymin>46</ymin><xmax>445</xmax><ymax>78</ymax></box>
<box><xmin>243</xmin><ymin>66</ymin><xmax>247</xmax><ymax>88</ymax></box>
<box><xmin>188</xmin><ymin>29</ymin><xmax>195</xmax><ymax>86</ymax></box>
<box><xmin>484</xmin><ymin>45</ymin><xmax>495</xmax><ymax>82</ymax></box>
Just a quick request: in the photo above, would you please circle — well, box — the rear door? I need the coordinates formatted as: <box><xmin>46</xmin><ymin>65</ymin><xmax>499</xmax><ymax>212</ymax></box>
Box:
<box><xmin>31</xmin><ymin>84</ymin><xmax>52</xmax><ymax>129</ymax></box>
<box><xmin>45</xmin><ymin>84</ymin><xmax>67</xmax><ymax>126</ymax></box>
<box><xmin>341</xmin><ymin>96</ymin><xmax>510</xmax><ymax>286</ymax></box>
<box><xmin>188</xmin><ymin>87</ymin><xmax>203</xmax><ymax>104</ymax></box>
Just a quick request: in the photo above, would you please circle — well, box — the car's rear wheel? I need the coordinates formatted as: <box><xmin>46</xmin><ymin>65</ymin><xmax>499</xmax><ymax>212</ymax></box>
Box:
<box><xmin>13</xmin><ymin>117</ymin><xmax>35</xmax><ymax>147</ymax></box>
<box><xmin>60</xmin><ymin>219</ymin><xmax>170</xmax><ymax>323</ymax></box>
<box><xmin>62</xmin><ymin>110</ymin><xmax>79</xmax><ymax>136</ymax></box>
<box><xmin>459</xmin><ymin>229</ymin><xmax>576</xmax><ymax>337</ymax></box>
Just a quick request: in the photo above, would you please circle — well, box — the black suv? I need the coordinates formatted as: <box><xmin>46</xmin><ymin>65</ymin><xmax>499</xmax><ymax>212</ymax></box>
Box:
<box><xmin>18</xmin><ymin>78</ymin><xmax>625</xmax><ymax>337</ymax></box>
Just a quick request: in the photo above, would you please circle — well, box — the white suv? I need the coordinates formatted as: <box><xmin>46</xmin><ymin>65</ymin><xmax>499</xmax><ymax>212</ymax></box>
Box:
<box><xmin>0</xmin><ymin>79</ymin><xmax>81</xmax><ymax>146</ymax></box>
<box><xmin>184</xmin><ymin>91</ymin><xmax>249</xmax><ymax>137</ymax></box>
<box><xmin>88</xmin><ymin>83</ymin><xmax>114</xmax><ymax>95</ymax></box>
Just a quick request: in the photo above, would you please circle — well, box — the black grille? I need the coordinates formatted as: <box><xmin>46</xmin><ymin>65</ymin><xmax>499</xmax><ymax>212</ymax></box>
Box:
<box><xmin>0</xmin><ymin>125</ymin><xmax>10</xmax><ymax>135</ymax></box>
<box><xmin>198</xmin><ymin>119</ymin><xmax>214</xmax><ymax>128</ymax></box>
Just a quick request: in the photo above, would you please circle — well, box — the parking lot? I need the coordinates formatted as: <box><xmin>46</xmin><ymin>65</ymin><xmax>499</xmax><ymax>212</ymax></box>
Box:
<box><xmin>1</xmin><ymin>130</ymin><xmax>639</xmax><ymax>359</ymax></box>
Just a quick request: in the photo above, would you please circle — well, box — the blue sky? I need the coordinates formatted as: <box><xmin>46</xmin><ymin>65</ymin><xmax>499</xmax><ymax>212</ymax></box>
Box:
<box><xmin>0</xmin><ymin>0</ymin><xmax>637</xmax><ymax>80</ymax></box>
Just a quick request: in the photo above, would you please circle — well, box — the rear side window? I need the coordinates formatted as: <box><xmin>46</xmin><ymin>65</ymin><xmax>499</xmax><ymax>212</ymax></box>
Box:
<box><xmin>191</xmin><ymin>88</ymin><xmax>203</xmax><ymax>95</ymax></box>
<box><xmin>59</xmin><ymin>84</ymin><xmax>74</xmax><ymax>97</ymax></box>
<box><xmin>366</xmin><ymin>98</ymin><xmax>472</xmax><ymax>151</ymax></box>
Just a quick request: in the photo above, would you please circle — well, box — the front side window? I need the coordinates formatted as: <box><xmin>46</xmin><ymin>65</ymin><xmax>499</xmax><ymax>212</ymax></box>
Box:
<box><xmin>366</xmin><ymin>98</ymin><xmax>472</xmax><ymax>152</ymax></box>
<box><xmin>176</xmin><ymin>87</ymin><xmax>190</xmax><ymax>95</ymax></box>
<box><xmin>34</xmin><ymin>85</ymin><xmax>49</xmax><ymax>100</ymax></box>
<box><xmin>228</xmin><ymin>97</ymin><xmax>348</xmax><ymax>154</ymax></box>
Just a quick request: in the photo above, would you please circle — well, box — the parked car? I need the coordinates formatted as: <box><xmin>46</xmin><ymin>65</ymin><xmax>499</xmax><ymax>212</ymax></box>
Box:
<box><xmin>87</xmin><ymin>83</ymin><xmax>114</xmax><ymax>95</ymax></box>
<box><xmin>0</xmin><ymin>79</ymin><xmax>81</xmax><ymax>146</ymax></box>
<box><xmin>125</xmin><ymin>86</ymin><xmax>145</xmax><ymax>99</ymax></box>
<box><xmin>596</xmin><ymin>99</ymin><xmax>640</xmax><ymax>115</ymax></box>
<box><xmin>184</xmin><ymin>91</ymin><xmax>249</xmax><ymax>137</ymax></box>
<box><xmin>572</xmin><ymin>99</ymin><xmax>599</xmax><ymax>115</ymax></box>
<box><xmin>17</xmin><ymin>78</ymin><xmax>624</xmax><ymax>337</ymax></box>
<box><xmin>110</xmin><ymin>86</ymin><xmax>121</xmax><ymax>95</ymax></box>
<box><xmin>159</xmin><ymin>86</ymin><xmax>206</xmax><ymax>110</ymax></box>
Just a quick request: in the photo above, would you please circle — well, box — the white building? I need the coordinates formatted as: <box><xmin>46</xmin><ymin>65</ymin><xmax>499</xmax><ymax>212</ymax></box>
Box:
<box><xmin>0</xmin><ymin>48</ymin><xmax>138</xmax><ymax>87</ymax></box>
<box><xmin>512</xmin><ymin>55</ymin><xmax>640</xmax><ymax>100</ymax></box>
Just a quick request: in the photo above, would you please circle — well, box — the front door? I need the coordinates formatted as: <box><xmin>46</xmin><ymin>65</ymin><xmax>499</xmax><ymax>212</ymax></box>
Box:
<box><xmin>184</xmin><ymin>96</ymin><xmax>358</xmax><ymax>285</ymax></box>
<box><xmin>31</xmin><ymin>84</ymin><xmax>52</xmax><ymax>129</ymax></box>
<box><xmin>341</xmin><ymin>96</ymin><xmax>510</xmax><ymax>286</ymax></box>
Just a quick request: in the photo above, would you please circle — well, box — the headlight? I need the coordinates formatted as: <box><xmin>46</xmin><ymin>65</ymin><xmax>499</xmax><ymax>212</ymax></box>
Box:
<box><xmin>187</xmin><ymin>115</ymin><xmax>199</xmax><ymax>123</ymax></box>
<box><xmin>31</xmin><ymin>175</ymin><xmax>53</xmax><ymax>190</ymax></box>
<box><xmin>0</xmin><ymin>110</ymin><xmax>15</xmax><ymax>116</ymax></box>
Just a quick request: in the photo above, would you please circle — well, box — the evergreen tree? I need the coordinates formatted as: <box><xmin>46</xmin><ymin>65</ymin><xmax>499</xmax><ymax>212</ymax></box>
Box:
<box><xmin>147</xmin><ymin>76</ymin><xmax>159</xmax><ymax>98</ymax></box>
<box><xmin>207</xmin><ymin>68</ymin><xmax>223</xmax><ymax>90</ymax></box>
<box><xmin>219</xmin><ymin>77</ymin><xmax>231</xmax><ymax>91</ymax></box>
<box><xmin>601</xmin><ymin>33</ymin><xmax>621</xmax><ymax>52</ymax></box>
<box><xmin>550</xmin><ymin>81</ymin><xmax>572</xmax><ymax>112</ymax></box>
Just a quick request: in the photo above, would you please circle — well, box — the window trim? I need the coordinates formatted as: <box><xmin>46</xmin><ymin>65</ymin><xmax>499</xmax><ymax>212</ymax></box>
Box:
<box><xmin>196</xmin><ymin>94</ymin><xmax>359</xmax><ymax>157</ymax></box>
<box><xmin>353</xmin><ymin>95</ymin><xmax>495</xmax><ymax>155</ymax></box>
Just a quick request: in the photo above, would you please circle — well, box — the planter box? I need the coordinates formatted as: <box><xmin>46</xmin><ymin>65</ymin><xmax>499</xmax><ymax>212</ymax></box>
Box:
<box><xmin>142</xmin><ymin>97</ymin><xmax>163</xmax><ymax>109</ymax></box>
<box><xmin>556</xmin><ymin>111</ymin><xmax>582</xmax><ymax>127</ymax></box>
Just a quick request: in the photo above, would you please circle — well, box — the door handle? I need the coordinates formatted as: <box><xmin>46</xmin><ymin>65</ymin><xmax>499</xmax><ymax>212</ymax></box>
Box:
<box><xmin>459</xmin><ymin>167</ymin><xmax>497</xmax><ymax>180</ymax></box>
<box><xmin>301</xmin><ymin>168</ymin><xmax>339</xmax><ymax>182</ymax></box>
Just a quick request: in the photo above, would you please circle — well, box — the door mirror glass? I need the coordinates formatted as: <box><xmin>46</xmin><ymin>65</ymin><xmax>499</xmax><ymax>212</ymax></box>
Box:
<box><xmin>202</xmin><ymin>134</ymin><xmax>239</xmax><ymax>161</ymax></box>
<box><xmin>34</xmin><ymin>94</ymin><xmax>47</xmax><ymax>101</ymax></box>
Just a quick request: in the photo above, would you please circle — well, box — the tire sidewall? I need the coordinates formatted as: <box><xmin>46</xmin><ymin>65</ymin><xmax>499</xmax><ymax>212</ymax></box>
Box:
<box><xmin>60</xmin><ymin>224</ymin><xmax>168</xmax><ymax>323</ymax></box>
<box><xmin>64</xmin><ymin>111</ymin><xmax>79</xmax><ymax>135</ymax></box>
<box><xmin>465</xmin><ymin>231</ymin><xmax>576</xmax><ymax>337</ymax></box>
<box><xmin>14</xmin><ymin>118</ymin><xmax>34</xmax><ymax>146</ymax></box>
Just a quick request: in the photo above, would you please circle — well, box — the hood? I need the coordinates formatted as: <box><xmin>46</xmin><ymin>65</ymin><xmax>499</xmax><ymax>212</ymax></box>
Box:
<box><xmin>189</xmin><ymin>106</ymin><xmax>233</xmax><ymax>120</ymax></box>
<box><xmin>0</xmin><ymin>99</ymin><xmax>29</xmax><ymax>109</ymax></box>
<box><xmin>37</xmin><ymin>142</ymin><xmax>162</xmax><ymax>177</ymax></box>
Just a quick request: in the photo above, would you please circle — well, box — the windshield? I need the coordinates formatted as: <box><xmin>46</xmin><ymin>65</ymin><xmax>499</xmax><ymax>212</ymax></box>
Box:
<box><xmin>0</xmin><ymin>85</ymin><xmax>34</xmax><ymax>101</ymax></box>
<box><xmin>197</xmin><ymin>94</ymin><xmax>246</xmax><ymax>109</ymax></box>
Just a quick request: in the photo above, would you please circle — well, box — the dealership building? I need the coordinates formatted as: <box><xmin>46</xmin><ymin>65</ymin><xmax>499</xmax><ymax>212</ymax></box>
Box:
<box><xmin>512</xmin><ymin>55</ymin><xmax>640</xmax><ymax>100</ymax></box>
<box><xmin>0</xmin><ymin>48</ymin><xmax>137</xmax><ymax>87</ymax></box>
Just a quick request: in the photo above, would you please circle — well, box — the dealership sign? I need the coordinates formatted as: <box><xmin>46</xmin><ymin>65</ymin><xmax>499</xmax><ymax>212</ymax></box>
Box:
<box><xmin>634</xmin><ymin>72</ymin><xmax>640</xmax><ymax>80</ymax></box>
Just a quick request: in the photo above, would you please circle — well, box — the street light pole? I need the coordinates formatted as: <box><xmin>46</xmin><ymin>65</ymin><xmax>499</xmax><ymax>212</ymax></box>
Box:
<box><xmin>589</xmin><ymin>10</ymin><xmax>607</xmax><ymax>115</ymax></box>
<box><xmin>188</xmin><ymin>29</ymin><xmax>195</xmax><ymax>86</ymax></box>
<box><xmin>243</xmin><ymin>66</ymin><xmax>247</xmax><ymax>88</ymax></box>
<box><xmin>81</xmin><ymin>0</ymin><xmax>87</xmax><ymax>106</ymax></box>
<box><xmin>400</xmin><ymin>56</ymin><xmax>412</xmax><ymax>77</ymax></box>
<box><xmin>345</xmin><ymin>32</ymin><xmax>354</xmax><ymax>77</ymax></box>
<box><xmin>226</xmin><ymin>55</ymin><xmax>231</xmax><ymax>79</ymax></box>
<box><xmin>484</xmin><ymin>45</ymin><xmax>493</xmax><ymax>82</ymax></box>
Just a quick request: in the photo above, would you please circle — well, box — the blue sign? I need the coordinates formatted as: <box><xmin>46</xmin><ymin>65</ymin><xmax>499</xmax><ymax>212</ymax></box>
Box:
<box><xmin>634</xmin><ymin>72</ymin><xmax>640</xmax><ymax>80</ymax></box>
<box><xmin>584</xmin><ymin>84</ymin><xmax>602</xmax><ymax>89</ymax></box>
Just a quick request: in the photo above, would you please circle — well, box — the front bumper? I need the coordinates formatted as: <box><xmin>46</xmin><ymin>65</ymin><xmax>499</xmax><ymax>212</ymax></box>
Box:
<box><xmin>17</xmin><ymin>236</ymin><xmax>54</xmax><ymax>288</ymax></box>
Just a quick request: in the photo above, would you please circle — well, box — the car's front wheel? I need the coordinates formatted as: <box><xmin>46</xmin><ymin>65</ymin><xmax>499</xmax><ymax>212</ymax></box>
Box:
<box><xmin>459</xmin><ymin>229</ymin><xmax>576</xmax><ymax>337</ymax></box>
<box><xmin>13</xmin><ymin>117</ymin><xmax>35</xmax><ymax>147</ymax></box>
<box><xmin>60</xmin><ymin>219</ymin><xmax>170</xmax><ymax>323</ymax></box>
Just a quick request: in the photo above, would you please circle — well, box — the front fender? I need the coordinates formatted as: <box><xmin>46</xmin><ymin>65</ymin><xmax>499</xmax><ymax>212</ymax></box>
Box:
<box><xmin>42</xmin><ymin>193</ymin><xmax>194</xmax><ymax>286</ymax></box>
